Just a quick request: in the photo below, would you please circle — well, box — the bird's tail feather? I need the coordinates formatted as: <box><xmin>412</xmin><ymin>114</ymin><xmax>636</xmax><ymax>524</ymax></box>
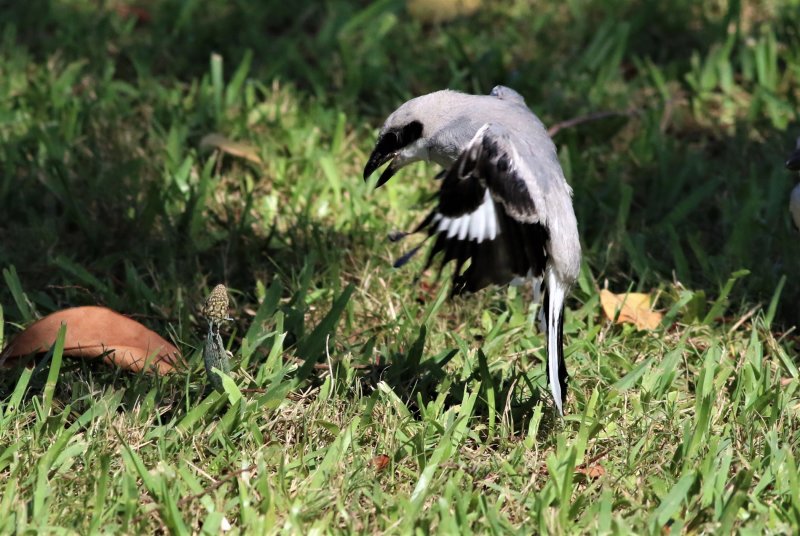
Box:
<box><xmin>532</xmin><ymin>276</ymin><xmax>546</xmax><ymax>333</ymax></box>
<box><xmin>546</xmin><ymin>270</ymin><xmax>568</xmax><ymax>415</ymax></box>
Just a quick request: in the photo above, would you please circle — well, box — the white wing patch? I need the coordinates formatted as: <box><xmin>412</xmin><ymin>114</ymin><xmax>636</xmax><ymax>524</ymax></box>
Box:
<box><xmin>790</xmin><ymin>183</ymin><xmax>800</xmax><ymax>230</ymax></box>
<box><xmin>432</xmin><ymin>191</ymin><xmax>499</xmax><ymax>243</ymax></box>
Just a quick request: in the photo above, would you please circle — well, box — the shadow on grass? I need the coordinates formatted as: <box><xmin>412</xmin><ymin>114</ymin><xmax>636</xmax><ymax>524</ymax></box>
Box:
<box><xmin>3</xmin><ymin>0</ymin><xmax>799</xmax><ymax>327</ymax></box>
<box><xmin>2</xmin><ymin>0</ymin><xmax>753</xmax><ymax>113</ymax></box>
<box><xmin>352</xmin><ymin>325</ymin><xmax>560</xmax><ymax>438</ymax></box>
<box><xmin>3</xmin><ymin>0</ymin><xmax>800</xmax><ymax>413</ymax></box>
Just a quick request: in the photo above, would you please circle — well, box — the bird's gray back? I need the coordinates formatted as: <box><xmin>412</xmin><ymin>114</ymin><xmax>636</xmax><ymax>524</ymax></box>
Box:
<box><xmin>427</xmin><ymin>93</ymin><xmax>563</xmax><ymax>189</ymax></box>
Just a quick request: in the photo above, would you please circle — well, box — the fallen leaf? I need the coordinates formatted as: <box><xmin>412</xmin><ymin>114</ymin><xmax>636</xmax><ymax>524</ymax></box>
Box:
<box><xmin>370</xmin><ymin>454</ymin><xmax>391</xmax><ymax>472</ymax></box>
<box><xmin>407</xmin><ymin>0</ymin><xmax>481</xmax><ymax>23</ymax></box>
<box><xmin>600</xmin><ymin>289</ymin><xmax>663</xmax><ymax>330</ymax></box>
<box><xmin>200</xmin><ymin>133</ymin><xmax>262</xmax><ymax>164</ymax></box>
<box><xmin>575</xmin><ymin>463</ymin><xmax>605</xmax><ymax>479</ymax></box>
<box><xmin>115</xmin><ymin>5</ymin><xmax>152</xmax><ymax>25</ymax></box>
<box><xmin>0</xmin><ymin>306</ymin><xmax>182</xmax><ymax>374</ymax></box>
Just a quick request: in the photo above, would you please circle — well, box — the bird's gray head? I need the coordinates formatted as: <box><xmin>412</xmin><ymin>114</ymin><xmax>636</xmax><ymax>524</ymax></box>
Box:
<box><xmin>363</xmin><ymin>90</ymin><xmax>473</xmax><ymax>188</ymax></box>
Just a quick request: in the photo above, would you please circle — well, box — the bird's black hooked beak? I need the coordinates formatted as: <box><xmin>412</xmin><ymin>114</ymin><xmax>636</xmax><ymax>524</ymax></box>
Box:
<box><xmin>363</xmin><ymin>149</ymin><xmax>398</xmax><ymax>189</ymax></box>
<box><xmin>787</xmin><ymin>148</ymin><xmax>800</xmax><ymax>171</ymax></box>
<box><xmin>363</xmin><ymin>120</ymin><xmax>424</xmax><ymax>189</ymax></box>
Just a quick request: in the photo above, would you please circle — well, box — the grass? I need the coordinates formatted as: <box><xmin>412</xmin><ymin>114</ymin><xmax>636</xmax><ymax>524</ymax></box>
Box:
<box><xmin>1</xmin><ymin>0</ymin><xmax>800</xmax><ymax>533</ymax></box>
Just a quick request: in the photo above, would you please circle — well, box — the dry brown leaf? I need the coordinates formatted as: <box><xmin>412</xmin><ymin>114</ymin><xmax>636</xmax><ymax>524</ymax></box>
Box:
<box><xmin>0</xmin><ymin>306</ymin><xmax>182</xmax><ymax>374</ymax></box>
<box><xmin>407</xmin><ymin>0</ymin><xmax>481</xmax><ymax>23</ymax></box>
<box><xmin>114</xmin><ymin>5</ymin><xmax>152</xmax><ymax>25</ymax></box>
<box><xmin>370</xmin><ymin>454</ymin><xmax>391</xmax><ymax>472</ymax></box>
<box><xmin>600</xmin><ymin>289</ymin><xmax>663</xmax><ymax>330</ymax></box>
<box><xmin>200</xmin><ymin>133</ymin><xmax>262</xmax><ymax>164</ymax></box>
<box><xmin>575</xmin><ymin>463</ymin><xmax>605</xmax><ymax>479</ymax></box>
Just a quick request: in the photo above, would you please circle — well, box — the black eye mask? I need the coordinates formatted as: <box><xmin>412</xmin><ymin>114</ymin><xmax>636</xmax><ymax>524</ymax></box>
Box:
<box><xmin>376</xmin><ymin>120</ymin><xmax>423</xmax><ymax>154</ymax></box>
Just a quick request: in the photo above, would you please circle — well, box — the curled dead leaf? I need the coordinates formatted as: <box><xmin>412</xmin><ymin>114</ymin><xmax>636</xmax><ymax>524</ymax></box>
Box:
<box><xmin>200</xmin><ymin>133</ymin><xmax>262</xmax><ymax>164</ymax></box>
<box><xmin>600</xmin><ymin>289</ymin><xmax>663</xmax><ymax>330</ymax></box>
<box><xmin>370</xmin><ymin>454</ymin><xmax>391</xmax><ymax>472</ymax></box>
<box><xmin>114</xmin><ymin>5</ymin><xmax>152</xmax><ymax>25</ymax></box>
<box><xmin>407</xmin><ymin>0</ymin><xmax>481</xmax><ymax>23</ymax></box>
<box><xmin>575</xmin><ymin>463</ymin><xmax>605</xmax><ymax>479</ymax></box>
<box><xmin>0</xmin><ymin>306</ymin><xmax>182</xmax><ymax>374</ymax></box>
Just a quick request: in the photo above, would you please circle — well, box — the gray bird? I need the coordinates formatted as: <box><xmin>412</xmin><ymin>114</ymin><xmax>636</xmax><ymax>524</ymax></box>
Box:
<box><xmin>787</xmin><ymin>137</ymin><xmax>800</xmax><ymax>230</ymax></box>
<box><xmin>363</xmin><ymin>87</ymin><xmax>581</xmax><ymax>415</ymax></box>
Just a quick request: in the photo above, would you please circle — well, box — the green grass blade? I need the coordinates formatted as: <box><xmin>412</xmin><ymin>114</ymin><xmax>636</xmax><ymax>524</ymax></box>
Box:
<box><xmin>2</xmin><ymin>265</ymin><xmax>34</xmax><ymax>322</ymax></box>
<box><xmin>765</xmin><ymin>274</ymin><xmax>786</xmax><ymax>328</ymax></box>
<box><xmin>3</xmin><ymin>366</ymin><xmax>33</xmax><ymax>421</ymax></box>
<box><xmin>612</xmin><ymin>356</ymin><xmax>654</xmax><ymax>392</ymax></box>
<box><xmin>217</xmin><ymin>369</ymin><xmax>243</xmax><ymax>405</ymax></box>
<box><xmin>652</xmin><ymin>471</ymin><xmax>696</xmax><ymax>528</ymax></box>
<box><xmin>477</xmin><ymin>350</ymin><xmax>496</xmax><ymax>439</ymax></box>
<box><xmin>89</xmin><ymin>454</ymin><xmax>111</xmax><ymax>534</ymax></box>
<box><xmin>296</xmin><ymin>284</ymin><xmax>354</xmax><ymax>363</ymax></box>
<box><xmin>242</xmin><ymin>277</ymin><xmax>283</xmax><ymax>366</ymax></box>
<box><xmin>703</xmin><ymin>269</ymin><xmax>750</xmax><ymax>325</ymax></box>
<box><xmin>42</xmin><ymin>323</ymin><xmax>66</xmax><ymax>417</ymax></box>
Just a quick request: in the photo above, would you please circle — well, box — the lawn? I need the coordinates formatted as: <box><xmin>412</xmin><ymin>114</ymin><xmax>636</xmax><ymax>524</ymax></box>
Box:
<box><xmin>1</xmin><ymin>0</ymin><xmax>800</xmax><ymax>533</ymax></box>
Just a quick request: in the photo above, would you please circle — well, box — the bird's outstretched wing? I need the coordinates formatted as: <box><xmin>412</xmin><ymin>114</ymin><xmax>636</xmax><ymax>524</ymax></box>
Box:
<box><xmin>393</xmin><ymin>123</ymin><xmax>569</xmax><ymax>413</ymax></box>
<box><xmin>394</xmin><ymin>124</ymin><xmax>549</xmax><ymax>296</ymax></box>
<box><xmin>391</xmin><ymin>122</ymin><xmax>571</xmax><ymax>414</ymax></box>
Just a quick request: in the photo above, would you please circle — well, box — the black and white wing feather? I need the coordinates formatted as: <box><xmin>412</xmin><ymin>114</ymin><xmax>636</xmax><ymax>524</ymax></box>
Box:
<box><xmin>395</xmin><ymin>123</ymin><xmax>548</xmax><ymax>294</ymax></box>
<box><xmin>393</xmin><ymin>124</ymin><xmax>569</xmax><ymax>413</ymax></box>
